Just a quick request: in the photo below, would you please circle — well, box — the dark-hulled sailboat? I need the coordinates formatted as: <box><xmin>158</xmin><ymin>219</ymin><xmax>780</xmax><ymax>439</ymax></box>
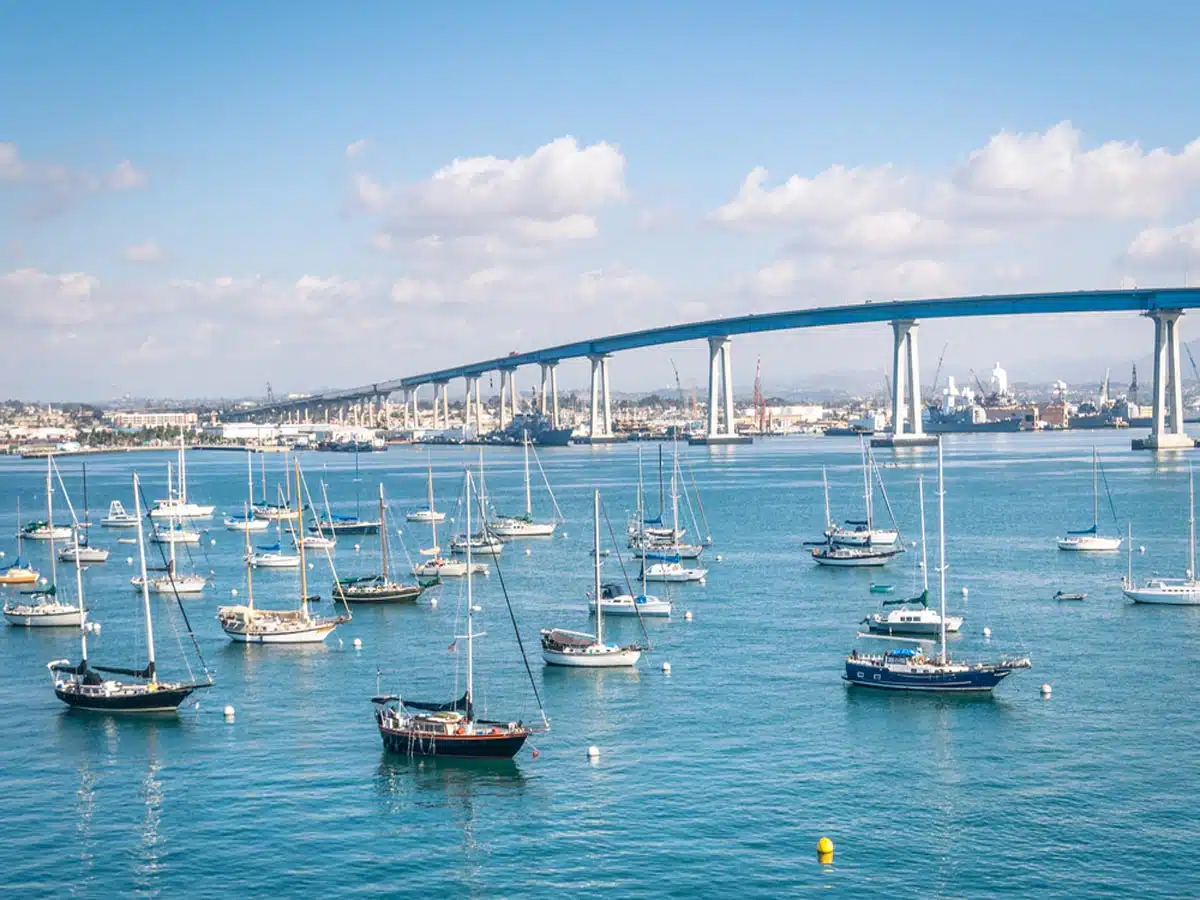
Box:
<box><xmin>373</xmin><ymin>469</ymin><xmax>546</xmax><ymax>758</ymax></box>
<box><xmin>334</xmin><ymin>484</ymin><xmax>429</xmax><ymax>603</ymax></box>
<box><xmin>48</xmin><ymin>472</ymin><xmax>213</xmax><ymax>712</ymax></box>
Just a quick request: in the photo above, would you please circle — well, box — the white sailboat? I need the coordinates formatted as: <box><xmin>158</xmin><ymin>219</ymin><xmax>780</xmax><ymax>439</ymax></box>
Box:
<box><xmin>639</xmin><ymin>460</ymin><xmax>707</xmax><ymax>583</ymax></box>
<box><xmin>134</xmin><ymin>491</ymin><xmax>207</xmax><ymax>594</ymax></box>
<box><xmin>542</xmin><ymin>490</ymin><xmax>643</xmax><ymax>667</ymax></box>
<box><xmin>4</xmin><ymin>458</ymin><xmax>83</xmax><ymax>627</ymax></box>
<box><xmin>412</xmin><ymin>468</ymin><xmax>487</xmax><ymax>578</ymax></box>
<box><xmin>57</xmin><ymin>464</ymin><xmax>110</xmax><ymax>563</ymax></box>
<box><xmin>827</xmin><ymin>439</ymin><xmax>899</xmax><ymax>547</ymax></box>
<box><xmin>245</xmin><ymin>489</ymin><xmax>301</xmax><ymax>568</ymax></box>
<box><xmin>1057</xmin><ymin>447</ymin><xmax>1122</xmax><ymax>551</ymax></box>
<box><xmin>1122</xmin><ymin>468</ymin><xmax>1200</xmax><ymax>605</ymax></box>
<box><xmin>630</xmin><ymin>445</ymin><xmax>704</xmax><ymax>558</ymax></box>
<box><xmin>489</xmin><ymin>432</ymin><xmax>561</xmax><ymax>537</ymax></box>
<box><xmin>861</xmin><ymin>477</ymin><xmax>963</xmax><ymax>636</ymax></box>
<box><xmin>100</xmin><ymin>500</ymin><xmax>138</xmax><ymax>528</ymax></box>
<box><xmin>405</xmin><ymin>460</ymin><xmax>446</xmax><ymax>523</ymax></box>
<box><xmin>149</xmin><ymin>433</ymin><xmax>214</xmax><ymax>519</ymax></box>
<box><xmin>589</xmin><ymin>525</ymin><xmax>672</xmax><ymax>618</ymax></box>
<box><xmin>225</xmin><ymin>453</ymin><xmax>271</xmax><ymax>532</ymax></box>
<box><xmin>218</xmin><ymin>460</ymin><xmax>348</xmax><ymax>643</ymax></box>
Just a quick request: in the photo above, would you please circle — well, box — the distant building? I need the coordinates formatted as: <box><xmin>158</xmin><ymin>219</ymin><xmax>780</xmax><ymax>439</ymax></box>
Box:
<box><xmin>110</xmin><ymin>411</ymin><xmax>198</xmax><ymax>430</ymax></box>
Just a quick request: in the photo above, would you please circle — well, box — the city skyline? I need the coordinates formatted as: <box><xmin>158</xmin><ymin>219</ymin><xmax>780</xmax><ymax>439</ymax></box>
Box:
<box><xmin>4</xmin><ymin>3</ymin><xmax>1200</xmax><ymax>400</ymax></box>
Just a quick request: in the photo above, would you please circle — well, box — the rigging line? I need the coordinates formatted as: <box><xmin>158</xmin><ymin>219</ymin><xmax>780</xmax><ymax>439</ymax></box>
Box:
<box><xmin>684</xmin><ymin>457</ymin><xmax>712</xmax><ymax>540</ymax></box>
<box><xmin>298</xmin><ymin>467</ymin><xmax>348</xmax><ymax>618</ymax></box>
<box><xmin>600</xmin><ymin>499</ymin><xmax>651</xmax><ymax>651</ymax></box>
<box><xmin>528</xmin><ymin>442</ymin><xmax>567</xmax><ymax>523</ymax></box>
<box><xmin>471</xmin><ymin>469</ymin><xmax>548</xmax><ymax>729</ymax></box>
<box><xmin>1097</xmin><ymin>456</ymin><xmax>1120</xmax><ymax>527</ymax></box>
<box><xmin>872</xmin><ymin>453</ymin><xmax>902</xmax><ymax>537</ymax></box>
<box><xmin>136</xmin><ymin>477</ymin><xmax>212</xmax><ymax>684</ymax></box>
<box><xmin>678</xmin><ymin>458</ymin><xmax>703</xmax><ymax>543</ymax></box>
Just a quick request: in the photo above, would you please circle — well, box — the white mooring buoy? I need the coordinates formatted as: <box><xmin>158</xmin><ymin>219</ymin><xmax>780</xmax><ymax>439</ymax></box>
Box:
<box><xmin>715</xmin><ymin>554</ymin><xmax>723</xmax><ymax>562</ymax></box>
<box><xmin>684</xmin><ymin>610</ymin><xmax>693</xmax><ymax>621</ymax></box>
<box><xmin>961</xmin><ymin>586</ymin><xmax>969</xmax><ymax>597</ymax></box>
<box><xmin>210</xmin><ymin>538</ymin><xmax>217</xmax><ymax>546</ymax></box>
<box><xmin>525</xmin><ymin>548</ymin><xmax>532</xmax><ymax>556</ymax></box>
<box><xmin>662</xmin><ymin>662</ymin><xmax>671</xmax><ymax>675</ymax></box>
<box><xmin>231</xmin><ymin>588</ymin><xmax>239</xmax><ymax>597</ymax></box>
<box><xmin>983</xmin><ymin>626</ymin><xmax>992</xmax><ymax>638</ymax></box>
<box><xmin>223</xmin><ymin>705</ymin><xmax>235</xmax><ymax>719</ymax></box>
<box><xmin>430</xmin><ymin>597</ymin><xmax>438</xmax><ymax>608</ymax></box>
<box><xmin>353</xmin><ymin>638</ymin><xmax>363</xmax><ymax>650</ymax></box>
<box><xmin>1041</xmin><ymin>683</ymin><xmax>1052</xmax><ymax>698</ymax></box>
<box><xmin>587</xmin><ymin>745</ymin><xmax>600</xmax><ymax>760</ymax></box>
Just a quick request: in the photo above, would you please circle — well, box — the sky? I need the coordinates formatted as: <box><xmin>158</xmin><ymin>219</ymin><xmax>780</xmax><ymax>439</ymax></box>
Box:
<box><xmin>4</xmin><ymin>1</ymin><xmax>1200</xmax><ymax>402</ymax></box>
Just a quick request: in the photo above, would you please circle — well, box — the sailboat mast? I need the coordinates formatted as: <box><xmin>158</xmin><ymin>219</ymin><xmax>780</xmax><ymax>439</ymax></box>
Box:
<box><xmin>937</xmin><ymin>441</ymin><xmax>947</xmax><ymax>661</ymax></box>
<box><xmin>296</xmin><ymin>461</ymin><xmax>308</xmax><ymax>615</ymax></box>
<box><xmin>860</xmin><ymin>439</ymin><xmax>872</xmax><ymax>530</ymax></box>
<box><xmin>658</xmin><ymin>445</ymin><xmax>665</xmax><ymax>520</ymax></box>
<box><xmin>178</xmin><ymin>429</ymin><xmax>187</xmax><ymax>504</ymax></box>
<box><xmin>61</xmin><ymin>461</ymin><xmax>88</xmax><ymax>661</ymax></box>
<box><xmin>1126</xmin><ymin>521</ymin><xmax>1133</xmax><ymax>586</ymax></box>
<box><xmin>523</xmin><ymin>431</ymin><xmax>533</xmax><ymax>518</ymax></box>
<box><xmin>243</xmin><ymin>502</ymin><xmax>255</xmax><ymax>611</ymax></box>
<box><xmin>1092</xmin><ymin>447</ymin><xmax>1099</xmax><ymax>530</ymax></box>
<box><xmin>637</xmin><ymin>447</ymin><xmax>645</xmax><ymax>534</ymax></box>
<box><xmin>379</xmin><ymin>484</ymin><xmax>389</xmax><ymax>579</ymax></box>
<box><xmin>593</xmin><ymin>490</ymin><xmax>603</xmax><ymax>645</ymax></box>
<box><xmin>353</xmin><ymin>443</ymin><xmax>361</xmax><ymax>521</ymax></box>
<box><xmin>82</xmin><ymin>462</ymin><xmax>90</xmax><ymax>542</ymax></box>
<box><xmin>260</xmin><ymin>454</ymin><xmax>267</xmax><ymax>506</ymax></box>
<box><xmin>1190</xmin><ymin>466</ymin><xmax>1196</xmax><ymax>580</ymax></box>
<box><xmin>246</xmin><ymin>451</ymin><xmax>254</xmax><ymax>509</ymax></box>
<box><xmin>427</xmin><ymin>465</ymin><xmax>437</xmax><ymax>551</ymax></box>
<box><xmin>823</xmin><ymin>467</ymin><xmax>831</xmax><ymax>529</ymax></box>
<box><xmin>46</xmin><ymin>457</ymin><xmax>58</xmax><ymax>586</ymax></box>
<box><xmin>132</xmin><ymin>474</ymin><xmax>157</xmax><ymax>678</ymax></box>
<box><xmin>919</xmin><ymin>475</ymin><xmax>928</xmax><ymax>592</ymax></box>
<box><xmin>465</xmin><ymin>470</ymin><xmax>475</xmax><ymax>703</ymax></box>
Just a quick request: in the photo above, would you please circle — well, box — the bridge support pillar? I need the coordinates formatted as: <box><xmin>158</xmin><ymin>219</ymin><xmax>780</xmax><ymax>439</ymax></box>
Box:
<box><xmin>498</xmin><ymin>370</ymin><xmax>511</xmax><ymax>430</ymax></box>
<box><xmin>1136</xmin><ymin>309</ymin><xmax>1193</xmax><ymax>450</ymax></box>
<box><xmin>509</xmin><ymin>370</ymin><xmax>520</xmax><ymax>420</ymax></box>
<box><xmin>693</xmin><ymin>336</ymin><xmax>749</xmax><ymax>445</ymax></box>
<box><xmin>587</xmin><ymin>354</ymin><xmax>616</xmax><ymax>441</ymax></box>
<box><xmin>401</xmin><ymin>390</ymin><xmax>411</xmax><ymax>429</ymax></box>
<box><xmin>538</xmin><ymin>362</ymin><xmax>561</xmax><ymax>428</ymax></box>
<box><xmin>874</xmin><ymin>319</ymin><xmax>936</xmax><ymax>449</ymax></box>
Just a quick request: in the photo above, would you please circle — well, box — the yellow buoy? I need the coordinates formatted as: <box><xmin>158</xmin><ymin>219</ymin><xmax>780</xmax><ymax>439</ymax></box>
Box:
<box><xmin>817</xmin><ymin>836</ymin><xmax>834</xmax><ymax>862</ymax></box>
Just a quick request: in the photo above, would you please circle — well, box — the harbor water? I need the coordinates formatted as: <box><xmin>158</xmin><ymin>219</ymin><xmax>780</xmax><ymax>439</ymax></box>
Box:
<box><xmin>0</xmin><ymin>432</ymin><xmax>1196</xmax><ymax>898</ymax></box>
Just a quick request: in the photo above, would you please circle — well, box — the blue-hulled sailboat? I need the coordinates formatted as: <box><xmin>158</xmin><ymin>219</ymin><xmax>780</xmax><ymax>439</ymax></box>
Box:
<box><xmin>844</xmin><ymin>441</ymin><xmax>1030</xmax><ymax>693</ymax></box>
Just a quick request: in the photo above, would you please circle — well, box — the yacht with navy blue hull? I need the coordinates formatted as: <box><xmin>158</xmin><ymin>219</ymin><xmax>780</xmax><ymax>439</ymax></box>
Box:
<box><xmin>844</xmin><ymin>440</ymin><xmax>1030</xmax><ymax>693</ymax></box>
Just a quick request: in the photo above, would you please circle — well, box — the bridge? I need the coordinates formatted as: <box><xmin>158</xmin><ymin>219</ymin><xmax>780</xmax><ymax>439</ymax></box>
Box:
<box><xmin>236</xmin><ymin>288</ymin><xmax>1200</xmax><ymax>451</ymax></box>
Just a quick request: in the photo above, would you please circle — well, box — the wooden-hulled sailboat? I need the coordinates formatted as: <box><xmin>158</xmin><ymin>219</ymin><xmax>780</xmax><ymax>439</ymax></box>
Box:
<box><xmin>488</xmin><ymin>432</ymin><xmax>562</xmax><ymax>537</ymax></box>
<box><xmin>1057</xmin><ymin>447</ymin><xmax>1123</xmax><ymax>551</ymax></box>
<box><xmin>47</xmin><ymin>472</ymin><xmax>214</xmax><ymax>712</ymax></box>
<box><xmin>541</xmin><ymin>490</ymin><xmax>643</xmax><ymax>667</ymax></box>
<box><xmin>217</xmin><ymin>460</ymin><xmax>349</xmax><ymax>643</ymax></box>
<box><xmin>58</xmin><ymin>463</ymin><xmax>110</xmax><ymax>563</ymax></box>
<box><xmin>844</xmin><ymin>441</ymin><xmax>1030</xmax><ymax>693</ymax></box>
<box><xmin>374</xmin><ymin>470</ymin><xmax>544</xmax><ymax>758</ymax></box>
<box><xmin>0</xmin><ymin>497</ymin><xmax>40</xmax><ymax>586</ymax></box>
<box><xmin>4</xmin><ymin>458</ymin><xmax>82</xmax><ymax>627</ymax></box>
<box><xmin>334</xmin><ymin>484</ymin><xmax>428</xmax><ymax>603</ymax></box>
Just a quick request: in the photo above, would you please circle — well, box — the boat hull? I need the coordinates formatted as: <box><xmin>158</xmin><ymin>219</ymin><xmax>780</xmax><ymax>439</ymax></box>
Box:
<box><xmin>1057</xmin><ymin>536</ymin><xmax>1122</xmax><ymax>551</ymax></box>
<box><xmin>812</xmin><ymin>552</ymin><xmax>895</xmax><ymax>568</ymax></box>
<box><xmin>4</xmin><ymin>608</ymin><xmax>84</xmax><ymax>627</ymax></box>
<box><xmin>542</xmin><ymin>647</ymin><xmax>642</xmax><ymax>667</ymax></box>
<box><xmin>378</xmin><ymin>725</ymin><xmax>528</xmax><ymax>759</ymax></box>
<box><xmin>1123</xmin><ymin>587</ymin><xmax>1200</xmax><ymax>605</ymax></box>
<box><xmin>334</xmin><ymin>584</ymin><xmax>424</xmax><ymax>603</ymax></box>
<box><xmin>54</xmin><ymin>683</ymin><xmax>196</xmax><ymax>712</ymax></box>
<box><xmin>843</xmin><ymin>661</ymin><xmax>1014</xmax><ymax>692</ymax></box>
<box><xmin>587</xmin><ymin>598</ymin><xmax>672</xmax><ymax>617</ymax></box>
<box><xmin>0</xmin><ymin>570</ymin><xmax>40</xmax><ymax>586</ymax></box>
<box><xmin>489</xmin><ymin>522</ymin><xmax>557</xmax><ymax>538</ymax></box>
<box><xmin>222</xmin><ymin>621</ymin><xmax>338</xmax><ymax>643</ymax></box>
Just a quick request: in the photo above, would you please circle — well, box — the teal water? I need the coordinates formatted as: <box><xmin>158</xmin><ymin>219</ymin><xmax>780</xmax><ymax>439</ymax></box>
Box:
<box><xmin>1</xmin><ymin>433</ymin><xmax>1197</xmax><ymax>898</ymax></box>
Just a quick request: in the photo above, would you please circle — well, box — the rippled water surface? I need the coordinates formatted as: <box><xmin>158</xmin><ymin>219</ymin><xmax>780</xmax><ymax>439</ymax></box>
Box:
<box><xmin>1</xmin><ymin>433</ymin><xmax>1197</xmax><ymax>898</ymax></box>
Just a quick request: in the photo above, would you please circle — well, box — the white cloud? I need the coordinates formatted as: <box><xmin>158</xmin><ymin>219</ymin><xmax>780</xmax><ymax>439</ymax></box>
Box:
<box><xmin>390</xmin><ymin>277</ymin><xmax>443</xmax><ymax>304</ymax></box>
<box><xmin>1126</xmin><ymin>220</ymin><xmax>1200</xmax><ymax>265</ymax></box>
<box><xmin>106</xmin><ymin>160</ymin><xmax>148</xmax><ymax>191</ymax></box>
<box><xmin>0</xmin><ymin>142</ymin><xmax>27</xmax><ymax>181</ymax></box>
<box><xmin>345</xmin><ymin>139</ymin><xmax>370</xmax><ymax>158</ymax></box>
<box><xmin>1</xmin><ymin>268</ymin><xmax>101</xmax><ymax>327</ymax></box>
<box><xmin>294</xmin><ymin>275</ymin><xmax>361</xmax><ymax>298</ymax></box>
<box><xmin>747</xmin><ymin>259</ymin><xmax>800</xmax><ymax>297</ymax></box>
<box><xmin>947</xmin><ymin>122</ymin><xmax>1200</xmax><ymax>220</ymax></box>
<box><xmin>711</xmin><ymin>164</ymin><xmax>905</xmax><ymax>229</ymax></box>
<box><xmin>123</xmin><ymin>240</ymin><xmax>163</xmax><ymax>263</ymax></box>
<box><xmin>353</xmin><ymin>137</ymin><xmax>625</xmax><ymax>258</ymax></box>
<box><xmin>791</xmin><ymin>210</ymin><xmax>986</xmax><ymax>255</ymax></box>
<box><xmin>745</xmin><ymin>256</ymin><xmax>956</xmax><ymax>302</ymax></box>
<box><xmin>576</xmin><ymin>264</ymin><xmax>662</xmax><ymax>301</ymax></box>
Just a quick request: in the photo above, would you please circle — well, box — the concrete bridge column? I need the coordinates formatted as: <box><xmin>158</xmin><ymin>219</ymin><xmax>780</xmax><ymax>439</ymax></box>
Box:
<box><xmin>1143</xmin><ymin>310</ymin><xmax>1192</xmax><ymax>450</ymax></box>
<box><xmin>464</xmin><ymin>377</ymin><xmax>476</xmax><ymax>436</ymax></box>
<box><xmin>706</xmin><ymin>336</ymin><xmax>736</xmax><ymax>438</ymax></box>
<box><xmin>539</xmin><ymin>364</ymin><xmax>551</xmax><ymax>416</ymax></box>
<box><xmin>876</xmin><ymin>319</ymin><xmax>934</xmax><ymax>448</ymax></box>
<box><xmin>441</xmin><ymin>382</ymin><xmax>450</xmax><ymax>428</ymax></box>
<box><xmin>498</xmin><ymin>370</ymin><xmax>511</xmax><ymax>430</ymax></box>
<box><xmin>550</xmin><ymin>363</ymin><xmax>560</xmax><ymax>428</ymax></box>
<box><xmin>588</xmin><ymin>354</ymin><xmax>612</xmax><ymax>438</ymax></box>
<box><xmin>401</xmin><ymin>389</ymin><xmax>412</xmax><ymax>429</ymax></box>
<box><xmin>510</xmin><ymin>370</ymin><xmax>520</xmax><ymax>420</ymax></box>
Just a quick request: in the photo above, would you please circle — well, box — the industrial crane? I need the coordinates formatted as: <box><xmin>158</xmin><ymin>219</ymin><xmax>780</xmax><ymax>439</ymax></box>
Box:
<box><xmin>926</xmin><ymin>341</ymin><xmax>949</xmax><ymax>403</ymax></box>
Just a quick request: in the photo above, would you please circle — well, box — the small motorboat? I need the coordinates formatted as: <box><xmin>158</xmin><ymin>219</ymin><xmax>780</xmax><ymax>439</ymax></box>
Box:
<box><xmin>1053</xmin><ymin>590</ymin><xmax>1087</xmax><ymax>601</ymax></box>
<box><xmin>870</xmin><ymin>583</ymin><xmax>896</xmax><ymax>594</ymax></box>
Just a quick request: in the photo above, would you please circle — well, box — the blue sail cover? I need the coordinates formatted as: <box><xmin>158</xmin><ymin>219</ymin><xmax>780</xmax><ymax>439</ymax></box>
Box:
<box><xmin>889</xmin><ymin>647</ymin><xmax>920</xmax><ymax>657</ymax></box>
<box><xmin>1067</xmin><ymin>525</ymin><xmax>1098</xmax><ymax>535</ymax></box>
<box><xmin>644</xmin><ymin>552</ymin><xmax>682</xmax><ymax>563</ymax></box>
<box><xmin>256</xmin><ymin>542</ymin><xmax>282</xmax><ymax>552</ymax></box>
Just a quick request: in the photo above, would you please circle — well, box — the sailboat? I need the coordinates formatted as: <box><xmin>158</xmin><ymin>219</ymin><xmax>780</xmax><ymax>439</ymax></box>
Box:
<box><xmin>148</xmin><ymin>432</ymin><xmax>214</xmax><ymax>519</ymax></box>
<box><xmin>861</xmin><ymin>476</ymin><xmax>963</xmax><ymax>637</ymax></box>
<box><xmin>100</xmin><ymin>499</ymin><xmax>138</xmax><ymax>528</ymax></box>
<box><xmin>488</xmin><ymin>432</ymin><xmax>561</xmax><ymax>537</ymax></box>
<box><xmin>541</xmin><ymin>490</ymin><xmax>643</xmax><ymax>667</ymax></box>
<box><xmin>405</xmin><ymin>458</ymin><xmax>446</xmax><ymax>523</ymax></box>
<box><xmin>827</xmin><ymin>439</ymin><xmax>900</xmax><ymax>547</ymax></box>
<box><xmin>246</xmin><ymin>489</ymin><xmax>301</xmax><ymax>568</ymax></box>
<box><xmin>134</xmin><ymin>483</ymin><xmax>207</xmax><ymax>594</ymax></box>
<box><xmin>217</xmin><ymin>460</ymin><xmax>349</xmax><ymax>642</ymax></box>
<box><xmin>450</xmin><ymin>453</ymin><xmax>504</xmax><ymax>556</ymax></box>
<box><xmin>1057</xmin><ymin>447</ymin><xmax>1122</xmax><ymax>551</ymax></box>
<box><xmin>294</xmin><ymin>482</ymin><xmax>338</xmax><ymax>550</ymax></box>
<box><xmin>308</xmin><ymin>443</ymin><xmax>380</xmax><ymax>535</ymax></box>
<box><xmin>413</xmin><ymin>466</ymin><xmax>488</xmax><ymax>578</ymax></box>
<box><xmin>334</xmin><ymin>485</ymin><xmax>428</xmax><ymax>603</ymax></box>
<box><xmin>58</xmin><ymin>464</ymin><xmax>110</xmax><ymax>563</ymax></box>
<box><xmin>4</xmin><ymin>458</ymin><xmax>83</xmax><ymax>627</ymax></box>
<box><xmin>844</xmin><ymin>441</ymin><xmax>1031</xmax><ymax>692</ymax></box>
<box><xmin>628</xmin><ymin>445</ymin><xmax>685</xmax><ymax>542</ymax></box>
<box><xmin>373</xmin><ymin>470</ymin><xmax>540</xmax><ymax>757</ymax></box>
<box><xmin>225</xmin><ymin>453</ymin><xmax>271</xmax><ymax>532</ymax></box>
<box><xmin>0</xmin><ymin>498</ymin><xmax>40</xmax><ymax>586</ymax></box>
<box><xmin>1122</xmin><ymin>468</ymin><xmax>1200</xmax><ymax>604</ymax></box>
<box><xmin>47</xmin><ymin>472</ymin><xmax>214</xmax><ymax>711</ymax></box>
<box><xmin>589</xmin><ymin>504</ymin><xmax>672</xmax><ymax>618</ymax></box>
<box><xmin>253</xmin><ymin>452</ymin><xmax>298</xmax><ymax>520</ymax></box>
<box><xmin>629</xmin><ymin>444</ymin><xmax>704</xmax><ymax>559</ymax></box>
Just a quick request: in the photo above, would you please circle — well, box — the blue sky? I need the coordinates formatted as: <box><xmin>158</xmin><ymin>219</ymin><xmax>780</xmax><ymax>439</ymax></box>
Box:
<box><xmin>4</xmin><ymin>2</ymin><xmax>1200</xmax><ymax>400</ymax></box>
